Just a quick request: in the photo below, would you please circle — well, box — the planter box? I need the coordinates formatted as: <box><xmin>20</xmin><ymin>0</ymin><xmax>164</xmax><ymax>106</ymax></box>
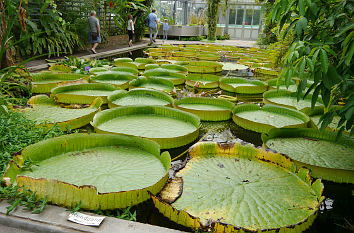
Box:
<box><xmin>158</xmin><ymin>25</ymin><xmax>204</xmax><ymax>37</ymax></box>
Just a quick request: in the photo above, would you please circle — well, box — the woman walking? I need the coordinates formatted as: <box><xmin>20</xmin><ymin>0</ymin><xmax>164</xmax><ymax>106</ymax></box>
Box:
<box><xmin>88</xmin><ymin>11</ymin><xmax>101</xmax><ymax>54</ymax></box>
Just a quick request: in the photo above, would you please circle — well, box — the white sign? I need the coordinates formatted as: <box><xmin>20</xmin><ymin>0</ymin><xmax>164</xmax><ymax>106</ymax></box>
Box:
<box><xmin>68</xmin><ymin>212</ymin><xmax>105</xmax><ymax>226</ymax></box>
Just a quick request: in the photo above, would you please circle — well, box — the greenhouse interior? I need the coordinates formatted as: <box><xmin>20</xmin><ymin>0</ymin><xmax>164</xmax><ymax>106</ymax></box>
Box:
<box><xmin>0</xmin><ymin>0</ymin><xmax>353</xmax><ymax>233</ymax></box>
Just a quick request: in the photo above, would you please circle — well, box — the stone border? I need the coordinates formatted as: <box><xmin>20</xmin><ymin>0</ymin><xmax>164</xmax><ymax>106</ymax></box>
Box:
<box><xmin>0</xmin><ymin>201</ymin><xmax>184</xmax><ymax>233</ymax></box>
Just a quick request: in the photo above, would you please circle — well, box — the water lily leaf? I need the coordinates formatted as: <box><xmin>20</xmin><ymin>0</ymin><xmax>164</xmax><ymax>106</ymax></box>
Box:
<box><xmin>143</xmin><ymin>68</ymin><xmax>186</xmax><ymax>85</ymax></box>
<box><xmin>177</xmin><ymin>61</ymin><xmax>223</xmax><ymax>73</ymax></box>
<box><xmin>91</xmin><ymin>106</ymin><xmax>200</xmax><ymax>149</ymax></box>
<box><xmin>111</xmin><ymin>67</ymin><xmax>139</xmax><ymax>75</ymax></box>
<box><xmin>262</xmin><ymin>128</ymin><xmax>354</xmax><ymax>183</ymax></box>
<box><xmin>185</xmin><ymin>74</ymin><xmax>220</xmax><ymax>89</ymax></box>
<box><xmin>90</xmin><ymin>71</ymin><xmax>137</xmax><ymax>89</ymax></box>
<box><xmin>108</xmin><ymin>89</ymin><xmax>173</xmax><ymax>108</ymax></box>
<box><xmin>263</xmin><ymin>90</ymin><xmax>324</xmax><ymax>115</ymax></box>
<box><xmin>3</xmin><ymin>134</ymin><xmax>171</xmax><ymax>210</ymax></box>
<box><xmin>51</xmin><ymin>83</ymin><xmax>119</xmax><ymax>104</ymax></box>
<box><xmin>175</xmin><ymin>97</ymin><xmax>234</xmax><ymax>121</ymax></box>
<box><xmin>232</xmin><ymin>104</ymin><xmax>310</xmax><ymax>133</ymax></box>
<box><xmin>152</xmin><ymin>141</ymin><xmax>323</xmax><ymax>232</ymax></box>
<box><xmin>31</xmin><ymin>71</ymin><xmax>89</xmax><ymax>93</ymax></box>
<box><xmin>220</xmin><ymin>77</ymin><xmax>268</xmax><ymax>94</ymax></box>
<box><xmin>221</xmin><ymin>62</ymin><xmax>249</xmax><ymax>71</ymax></box>
<box><xmin>129</xmin><ymin>77</ymin><xmax>174</xmax><ymax>92</ymax></box>
<box><xmin>18</xmin><ymin>95</ymin><xmax>102</xmax><ymax>130</ymax></box>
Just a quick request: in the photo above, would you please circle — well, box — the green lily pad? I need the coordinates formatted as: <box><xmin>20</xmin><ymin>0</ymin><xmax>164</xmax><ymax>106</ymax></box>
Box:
<box><xmin>92</xmin><ymin>106</ymin><xmax>200</xmax><ymax>149</ymax></box>
<box><xmin>3</xmin><ymin>134</ymin><xmax>170</xmax><ymax>209</ymax></box>
<box><xmin>129</xmin><ymin>77</ymin><xmax>174</xmax><ymax>92</ymax></box>
<box><xmin>232</xmin><ymin>104</ymin><xmax>310</xmax><ymax>133</ymax></box>
<box><xmin>221</xmin><ymin>62</ymin><xmax>249</xmax><ymax>71</ymax></box>
<box><xmin>185</xmin><ymin>74</ymin><xmax>220</xmax><ymax>89</ymax></box>
<box><xmin>262</xmin><ymin>128</ymin><xmax>354</xmax><ymax>183</ymax></box>
<box><xmin>108</xmin><ymin>89</ymin><xmax>173</xmax><ymax>108</ymax></box>
<box><xmin>177</xmin><ymin>61</ymin><xmax>223</xmax><ymax>73</ymax></box>
<box><xmin>19</xmin><ymin>95</ymin><xmax>102</xmax><ymax>130</ymax></box>
<box><xmin>90</xmin><ymin>71</ymin><xmax>137</xmax><ymax>89</ymax></box>
<box><xmin>31</xmin><ymin>72</ymin><xmax>89</xmax><ymax>93</ymax></box>
<box><xmin>111</xmin><ymin>67</ymin><xmax>139</xmax><ymax>75</ymax></box>
<box><xmin>143</xmin><ymin>68</ymin><xmax>186</xmax><ymax>85</ymax></box>
<box><xmin>51</xmin><ymin>83</ymin><xmax>119</xmax><ymax>104</ymax></box>
<box><xmin>152</xmin><ymin>141</ymin><xmax>323</xmax><ymax>232</ymax></box>
<box><xmin>175</xmin><ymin>97</ymin><xmax>234</xmax><ymax>121</ymax></box>
<box><xmin>263</xmin><ymin>90</ymin><xmax>324</xmax><ymax>115</ymax></box>
<box><xmin>220</xmin><ymin>77</ymin><xmax>268</xmax><ymax>94</ymax></box>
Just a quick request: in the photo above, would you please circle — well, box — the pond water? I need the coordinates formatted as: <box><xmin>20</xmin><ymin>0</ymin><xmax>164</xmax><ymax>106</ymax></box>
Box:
<box><xmin>87</xmin><ymin>49</ymin><xmax>354</xmax><ymax>233</ymax></box>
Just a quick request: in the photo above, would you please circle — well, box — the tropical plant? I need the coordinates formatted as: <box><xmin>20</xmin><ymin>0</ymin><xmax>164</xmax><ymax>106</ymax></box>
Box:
<box><xmin>206</xmin><ymin>0</ymin><xmax>221</xmax><ymax>40</ymax></box>
<box><xmin>270</xmin><ymin>0</ymin><xmax>354</xmax><ymax>136</ymax></box>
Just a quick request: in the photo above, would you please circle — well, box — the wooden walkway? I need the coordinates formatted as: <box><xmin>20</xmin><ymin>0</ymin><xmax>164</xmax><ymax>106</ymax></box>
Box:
<box><xmin>27</xmin><ymin>43</ymin><xmax>149</xmax><ymax>72</ymax></box>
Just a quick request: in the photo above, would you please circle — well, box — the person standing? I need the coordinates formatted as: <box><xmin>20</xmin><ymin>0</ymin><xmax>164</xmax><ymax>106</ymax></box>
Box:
<box><xmin>88</xmin><ymin>11</ymin><xmax>101</xmax><ymax>54</ymax></box>
<box><xmin>162</xmin><ymin>19</ymin><xmax>169</xmax><ymax>40</ymax></box>
<box><xmin>148</xmin><ymin>9</ymin><xmax>158</xmax><ymax>44</ymax></box>
<box><xmin>127</xmin><ymin>15</ymin><xmax>135</xmax><ymax>47</ymax></box>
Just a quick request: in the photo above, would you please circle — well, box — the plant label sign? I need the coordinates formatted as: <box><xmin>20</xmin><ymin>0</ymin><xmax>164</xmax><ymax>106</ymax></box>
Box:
<box><xmin>68</xmin><ymin>212</ymin><xmax>105</xmax><ymax>226</ymax></box>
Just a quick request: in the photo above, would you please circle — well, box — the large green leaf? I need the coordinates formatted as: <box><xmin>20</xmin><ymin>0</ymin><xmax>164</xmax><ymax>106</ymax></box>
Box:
<box><xmin>221</xmin><ymin>62</ymin><xmax>249</xmax><ymax>71</ymax></box>
<box><xmin>220</xmin><ymin>77</ymin><xmax>268</xmax><ymax>94</ymax></box>
<box><xmin>3</xmin><ymin>134</ymin><xmax>170</xmax><ymax>210</ymax></box>
<box><xmin>262</xmin><ymin>128</ymin><xmax>354</xmax><ymax>183</ymax></box>
<box><xmin>185</xmin><ymin>74</ymin><xmax>220</xmax><ymax>89</ymax></box>
<box><xmin>143</xmin><ymin>68</ymin><xmax>186</xmax><ymax>85</ymax></box>
<box><xmin>51</xmin><ymin>83</ymin><xmax>119</xmax><ymax>104</ymax></box>
<box><xmin>90</xmin><ymin>71</ymin><xmax>137</xmax><ymax>89</ymax></box>
<box><xmin>18</xmin><ymin>95</ymin><xmax>102</xmax><ymax>131</ymax></box>
<box><xmin>91</xmin><ymin>106</ymin><xmax>200</xmax><ymax>149</ymax></box>
<box><xmin>152</xmin><ymin>141</ymin><xmax>323</xmax><ymax>232</ymax></box>
<box><xmin>263</xmin><ymin>90</ymin><xmax>324</xmax><ymax>115</ymax></box>
<box><xmin>177</xmin><ymin>61</ymin><xmax>223</xmax><ymax>73</ymax></box>
<box><xmin>108</xmin><ymin>89</ymin><xmax>173</xmax><ymax>108</ymax></box>
<box><xmin>175</xmin><ymin>97</ymin><xmax>234</xmax><ymax>121</ymax></box>
<box><xmin>129</xmin><ymin>77</ymin><xmax>174</xmax><ymax>92</ymax></box>
<box><xmin>111</xmin><ymin>67</ymin><xmax>139</xmax><ymax>75</ymax></box>
<box><xmin>31</xmin><ymin>72</ymin><xmax>89</xmax><ymax>93</ymax></box>
<box><xmin>232</xmin><ymin>104</ymin><xmax>310</xmax><ymax>133</ymax></box>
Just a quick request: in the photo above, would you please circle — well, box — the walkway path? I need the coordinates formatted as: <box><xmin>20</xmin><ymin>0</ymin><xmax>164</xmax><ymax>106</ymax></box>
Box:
<box><xmin>25</xmin><ymin>38</ymin><xmax>257</xmax><ymax>72</ymax></box>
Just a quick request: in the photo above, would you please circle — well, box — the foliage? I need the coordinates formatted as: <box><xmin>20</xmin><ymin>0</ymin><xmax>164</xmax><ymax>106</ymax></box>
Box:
<box><xmin>257</xmin><ymin>1</ymin><xmax>277</xmax><ymax>45</ymax></box>
<box><xmin>271</xmin><ymin>0</ymin><xmax>354</xmax><ymax>136</ymax></box>
<box><xmin>14</xmin><ymin>0</ymin><xmax>82</xmax><ymax>57</ymax></box>
<box><xmin>216</xmin><ymin>34</ymin><xmax>230</xmax><ymax>40</ymax></box>
<box><xmin>0</xmin><ymin>111</ymin><xmax>67</xmax><ymax>177</ymax></box>
<box><xmin>0</xmin><ymin>67</ymin><xmax>32</xmax><ymax>106</ymax></box>
<box><xmin>206</xmin><ymin>0</ymin><xmax>221</xmax><ymax>40</ymax></box>
<box><xmin>0</xmin><ymin>110</ymin><xmax>67</xmax><ymax>214</ymax></box>
<box><xmin>0</xmin><ymin>184</ymin><xmax>47</xmax><ymax>215</ymax></box>
<box><xmin>189</xmin><ymin>13</ymin><xmax>207</xmax><ymax>26</ymax></box>
<box><xmin>180</xmin><ymin>36</ymin><xmax>206</xmax><ymax>41</ymax></box>
<box><xmin>93</xmin><ymin>207</ymin><xmax>137</xmax><ymax>221</ymax></box>
<box><xmin>53</xmin><ymin>56</ymin><xmax>111</xmax><ymax>74</ymax></box>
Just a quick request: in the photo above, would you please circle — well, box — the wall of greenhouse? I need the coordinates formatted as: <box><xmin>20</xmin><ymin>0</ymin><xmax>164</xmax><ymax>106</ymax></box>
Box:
<box><xmin>154</xmin><ymin>0</ymin><xmax>262</xmax><ymax>40</ymax></box>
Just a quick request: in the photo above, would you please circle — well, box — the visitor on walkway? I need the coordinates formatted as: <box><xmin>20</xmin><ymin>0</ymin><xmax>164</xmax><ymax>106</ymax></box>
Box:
<box><xmin>148</xmin><ymin>9</ymin><xmax>158</xmax><ymax>44</ymax></box>
<box><xmin>162</xmin><ymin>19</ymin><xmax>169</xmax><ymax>40</ymax></box>
<box><xmin>127</xmin><ymin>15</ymin><xmax>135</xmax><ymax>47</ymax></box>
<box><xmin>88</xmin><ymin>11</ymin><xmax>101</xmax><ymax>54</ymax></box>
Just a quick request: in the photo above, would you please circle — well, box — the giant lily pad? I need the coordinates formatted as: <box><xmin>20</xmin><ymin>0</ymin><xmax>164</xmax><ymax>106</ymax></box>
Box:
<box><xmin>90</xmin><ymin>71</ymin><xmax>137</xmax><ymax>89</ymax></box>
<box><xmin>177</xmin><ymin>61</ymin><xmax>223</xmax><ymax>73</ymax></box>
<box><xmin>143</xmin><ymin>68</ymin><xmax>186</xmax><ymax>85</ymax></box>
<box><xmin>220</xmin><ymin>77</ymin><xmax>268</xmax><ymax>94</ymax></box>
<box><xmin>51</xmin><ymin>83</ymin><xmax>119</xmax><ymax>104</ymax></box>
<box><xmin>3</xmin><ymin>134</ymin><xmax>171</xmax><ymax>209</ymax></box>
<box><xmin>262</xmin><ymin>128</ymin><xmax>354</xmax><ymax>183</ymax></box>
<box><xmin>185</xmin><ymin>74</ymin><xmax>220</xmax><ymax>89</ymax></box>
<box><xmin>161</xmin><ymin>64</ymin><xmax>188</xmax><ymax>74</ymax></box>
<box><xmin>31</xmin><ymin>72</ymin><xmax>89</xmax><ymax>93</ymax></box>
<box><xmin>18</xmin><ymin>95</ymin><xmax>102</xmax><ymax>130</ymax></box>
<box><xmin>175</xmin><ymin>97</ymin><xmax>234</xmax><ymax>121</ymax></box>
<box><xmin>152</xmin><ymin>141</ymin><xmax>323</xmax><ymax>232</ymax></box>
<box><xmin>111</xmin><ymin>67</ymin><xmax>139</xmax><ymax>75</ymax></box>
<box><xmin>108</xmin><ymin>89</ymin><xmax>173</xmax><ymax>108</ymax></box>
<box><xmin>221</xmin><ymin>62</ymin><xmax>249</xmax><ymax>72</ymax></box>
<box><xmin>263</xmin><ymin>90</ymin><xmax>324</xmax><ymax>115</ymax></box>
<box><xmin>129</xmin><ymin>77</ymin><xmax>174</xmax><ymax>92</ymax></box>
<box><xmin>232</xmin><ymin>104</ymin><xmax>310</xmax><ymax>133</ymax></box>
<box><xmin>91</xmin><ymin>106</ymin><xmax>200</xmax><ymax>149</ymax></box>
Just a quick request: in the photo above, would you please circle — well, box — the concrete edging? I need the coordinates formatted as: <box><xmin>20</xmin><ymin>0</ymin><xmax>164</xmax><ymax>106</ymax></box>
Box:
<box><xmin>0</xmin><ymin>201</ymin><xmax>184</xmax><ymax>233</ymax></box>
